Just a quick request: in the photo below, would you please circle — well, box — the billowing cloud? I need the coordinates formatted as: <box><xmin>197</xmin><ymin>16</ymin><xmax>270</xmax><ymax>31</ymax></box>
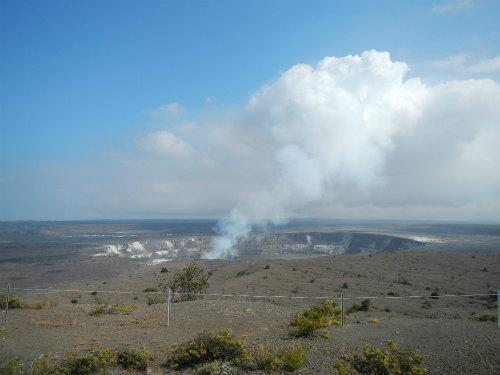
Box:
<box><xmin>2</xmin><ymin>50</ymin><xmax>497</xmax><ymax>230</ymax></box>
<box><xmin>205</xmin><ymin>50</ymin><xmax>499</xmax><ymax>258</ymax></box>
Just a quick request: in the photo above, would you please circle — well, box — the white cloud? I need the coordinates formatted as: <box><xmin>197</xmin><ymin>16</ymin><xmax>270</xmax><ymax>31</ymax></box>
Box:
<box><xmin>431</xmin><ymin>0</ymin><xmax>475</xmax><ymax>13</ymax></box>
<box><xmin>138</xmin><ymin>131</ymin><xmax>194</xmax><ymax>158</ymax></box>
<box><xmin>432</xmin><ymin>54</ymin><xmax>500</xmax><ymax>74</ymax></box>
<box><xmin>206</xmin><ymin>50</ymin><xmax>499</xmax><ymax>258</ymax></box>
<box><xmin>142</xmin><ymin>102</ymin><xmax>181</xmax><ymax>119</ymax></box>
<box><xmin>4</xmin><ymin>51</ymin><xmax>498</xmax><ymax>228</ymax></box>
<box><xmin>465</xmin><ymin>56</ymin><xmax>500</xmax><ymax>73</ymax></box>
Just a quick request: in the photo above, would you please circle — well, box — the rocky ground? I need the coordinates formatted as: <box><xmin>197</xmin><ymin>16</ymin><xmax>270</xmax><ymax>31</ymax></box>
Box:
<box><xmin>1</xmin><ymin>250</ymin><xmax>499</xmax><ymax>374</ymax></box>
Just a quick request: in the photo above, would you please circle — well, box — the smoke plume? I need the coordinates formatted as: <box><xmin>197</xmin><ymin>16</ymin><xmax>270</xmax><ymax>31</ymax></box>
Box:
<box><xmin>203</xmin><ymin>50</ymin><xmax>497</xmax><ymax>259</ymax></box>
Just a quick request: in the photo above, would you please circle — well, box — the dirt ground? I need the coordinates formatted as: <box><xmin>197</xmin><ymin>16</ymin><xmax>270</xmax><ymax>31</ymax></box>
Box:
<box><xmin>1</xmin><ymin>250</ymin><xmax>499</xmax><ymax>374</ymax></box>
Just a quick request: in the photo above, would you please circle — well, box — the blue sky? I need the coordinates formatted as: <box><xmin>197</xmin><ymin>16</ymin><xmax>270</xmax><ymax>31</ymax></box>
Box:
<box><xmin>1</xmin><ymin>0</ymin><xmax>499</xmax><ymax>221</ymax></box>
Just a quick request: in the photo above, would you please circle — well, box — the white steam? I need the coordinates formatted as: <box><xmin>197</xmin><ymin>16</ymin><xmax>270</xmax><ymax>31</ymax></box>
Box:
<box><xmin>204</xmin><ymin>50</ymin><xmax>427</xmax><ymax>259</ymax></box>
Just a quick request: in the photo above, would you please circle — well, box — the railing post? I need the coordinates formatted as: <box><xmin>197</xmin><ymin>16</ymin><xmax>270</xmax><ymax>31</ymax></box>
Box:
<box><xmin>4</xmin><ymin>283</ymin><xmax>10</xmax><ymax>323</ymax></box>
<box><xmin>167</xmin><ymin>288</ymin><xmax>171</xmax><ymax>327</ymax></box>
<box><xmin>497</xmin><ymin>290</ymin><xmax>499</xmax><ymax>328</ymax></box>
<box><xmin>341</xmin><ymin>293</ymin><xmax>344</xmax><ymax>328</ymax></box>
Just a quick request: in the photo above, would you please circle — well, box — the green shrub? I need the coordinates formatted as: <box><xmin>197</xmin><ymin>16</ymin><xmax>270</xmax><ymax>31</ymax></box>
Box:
<box><xmin>430</xmin><ymin>291</ymin><xmax>440</xmax><ymax>300</ymax></box>
<box><xmin>169</xmin><ymin>329</ymin><xmax>246</xmax><ymax>369</ymax></box>
<box><xmin>252</xmin><ymin>345</ymin><xmax>284</xmax><ymax>372</ymax></box>
<box><xmin>146</xmin><ymin>295</ymin><xmax>166</xmax><ymax>305</ymax></box>
<box><xmin>0</xmin><ymin>295</ymin><xmax>24</xmax><ymax>309</ymax></box>
<box><xmin>71</xmin><ymin>299</ymin><xmax>79</xmax><ymax>304</ymax></box>
<box><xmin>291</xmin><ymin>315</ymin><xmax>322</xmax><ymax>337</ymax></box>
<box><xmin>281</xmin><ymin>345</ymin><xmax>307</xmax><ymax>371</ymax></box>
<box><xmin>264</xmin><ymin>264</ymin><xmax>271</xmax><ymax>269</ymax></box>
<box><xmin>347</xmin><ymin>299</ymin><xmax>371</xmax><ymax>314</ymax></box>
<box><xmin>333</xmin><ymin>340</ymin><xmax>427</xmax><ymax>375</ymax></box>
<box><xmin>55</xmin><ymin>349</ymin><xmax>117</xmax><ymax>375</ymax></box>
<box><xmin>36</xmin><ymin>300</ymin><xmax>57</xmax><ymax>310</ymax></box>
<box><xmin>108</xmin><ymin>304</ymin><xmax>137</xmax><ymax>314</ymax></box>
<box><xmin>160</xmin><ymin>267</ymin><xmax>168</xmax><ymax>273</ymax></box>
<box><xmin>157</xmin><ymin>260</ymin><xmax>214</xmax><ymax>302</ymax></box>
<box><xmin>89</xmin><ymin>306</ymin><xmax>106</xmax><ymax>316</ymax></box>
<box><xmin>168</xmin><ymin>328</ymin><xmax>306</xmax><ymax>372</ymax></box>
<box><xmin>291</xmin><ymin>300</ymin><xmax>341</xmax><ymax>337</ymax></box>
<box><xmin>421</xmin><ymin>301</ymin><xmax>432</xmax><ymax>309</ymax></box>
<box><xmin>475</xmin><ymin>313</ymin><xmax>497</xmax><ymax>322</ymax></box>
<box><xmin>0</xmin><ymin>357</ymin><xmax>24</xmax><ymax>375</ymax></box>
<box><xmin>142</xmin><ymin>287</ymin><xmax>158</xmax><ymax>293</ymax></box>
<box><xmin>198</xmin><ymin>360</ymin><xmax>221</xmax><ymax>375</ymax></box>
<box><xmin>89</xmin><ymin>304</ymin><xmax>136</xmax><ymax>316</ymax></box>
<box><xmin>117</xmin><ymin>348</ymin><xmax>153</xmax><ymax>371</ymax></box>
<box><xmin>250</xmin><ymin>344</ymin><xmax>307</xmax><ymax>372</ymax></box>
<box><xmin>342</xmin><ymin>282</ymin><xmax>349</xmax><ymax>289</ymax></box>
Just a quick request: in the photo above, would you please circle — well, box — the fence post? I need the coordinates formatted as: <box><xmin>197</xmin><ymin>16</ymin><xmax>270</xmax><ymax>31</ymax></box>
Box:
<box><xmin>341</xmin><ymin>293</ymin><xmax>344</xmax><ymax>328</ymax></box>
<box><xmin>4</xmin><ymin>283</ymin><xmax>10</xmax><ymax>323</ymax></box>
<box><xmin>497</xmin><ymin>290</ymin><xmax>499</xmax><ymax>328</ymax></box>
<box><xmin>167</xmin><ymin>288</ymin><xmax>171</xmax><ymax>327</ymax></box>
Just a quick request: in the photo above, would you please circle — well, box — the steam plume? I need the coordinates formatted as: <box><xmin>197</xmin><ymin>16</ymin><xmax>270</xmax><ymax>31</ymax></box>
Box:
<box><xmin>204</xmin><ymin>50</ymin><xmax>426</xmax><ymax>259</ymax></box>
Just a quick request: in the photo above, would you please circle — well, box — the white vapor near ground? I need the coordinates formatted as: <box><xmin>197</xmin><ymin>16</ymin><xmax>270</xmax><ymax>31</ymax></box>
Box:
<box><xmin>204</xmin><ymin>50</ymin><xmax>499</xmax><ymax>259</ymax></box>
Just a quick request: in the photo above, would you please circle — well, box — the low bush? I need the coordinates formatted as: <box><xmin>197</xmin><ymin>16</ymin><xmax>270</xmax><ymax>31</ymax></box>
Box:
<box><xmin>333</xmin><ymin>340</ymin><xmax>427</xmax><ymax>375</ymax></box>
<box><xmin>291</xmin><ymin>300</ymin><xmax>341</xmax><ymax>337</ymax></box>
<box><xmin>108</xmin><ymin>304</ymin><xmax>137</xmax><ymax>314</ymax></box>
<box><xmin>31</xmin><ymin>349</ymin><xmax>118</xmax><ymax>375</ymax></box>
<box><xmin>35</xmin><ymin>300</ymin><xmax>57</xmax><ymax>310</ymax></box>
<box><xmin>421</xmin><ymin>301</ymin><xmax>432</xmax><ymax>309</ymax></box>
<box><xmin>0</xmin><ymin>295</ymin><xmax>24</xmax><ymax>309</ymax></box>
<box><xmin>475</xmin><ymin>313</ymin><xmax>497</xmax><ymax>322</ymax></box>
<box><xmin>89</xmin><ymin>306</ymin><xmax>106</xmax><ymax>316</ymax></box>
<box><xmin>169</xmin><ymin>329</ymin><xmax>306</xmax><ymax>373</ymax></box>
<box><xmin>169</xmin><ymin>328</ymin><xmax>246</xmax><ymax>369</ymax></box>
<box><xmin>430</xmin><ymin>291</ymin><xmax>440</xmax><ymax>300</ymax></box>
<box><xmin>157</xmin><ymin>260</ymin><xmax>214</xmax><ymax>302</ymax></box>
<box><xmin>117</xmin><ymin>348</ymin><xmax>153</xmax><ymax>371</ymax></box>
<box><xmin>251</xmin><ymin>344</ymin><xmax>306</xmax><ymax>372</ymax></box>
<box><xmin>0</xmin><ymin>357</ymin><xmax>24</xmax><ymax>375</ymax></box>
<box><xmin>146</xmin><ymin>295</ymin><xmax>166</xmax><ymax>305</ymax></box>
<box><xmin>60</xmin><ymin>349</ymin><xmax>117</xmax><ymax>375</ymax></box>
<box><xmin>347</xmin><ymin>299</ymin><xmax>371</xmax><ymax>314</ymax></box>
<box><xmin>142</xmin><ymin>287</ymin><xmax>158</xmax><ymax>293</ymax></box>
<box><xmin>89</xmin><ymin>304</ymin><xmax>137</xmax><ymax>316</ymax></box>
<box><xmin>3</xmin><ymin>348</ymin><xmax>150</xmax><ymax>375</ymax></box>
<box><xmin>198</xmin><ymin>360</ymin><xmax>221</xmax><ymax>375</ymax></box>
